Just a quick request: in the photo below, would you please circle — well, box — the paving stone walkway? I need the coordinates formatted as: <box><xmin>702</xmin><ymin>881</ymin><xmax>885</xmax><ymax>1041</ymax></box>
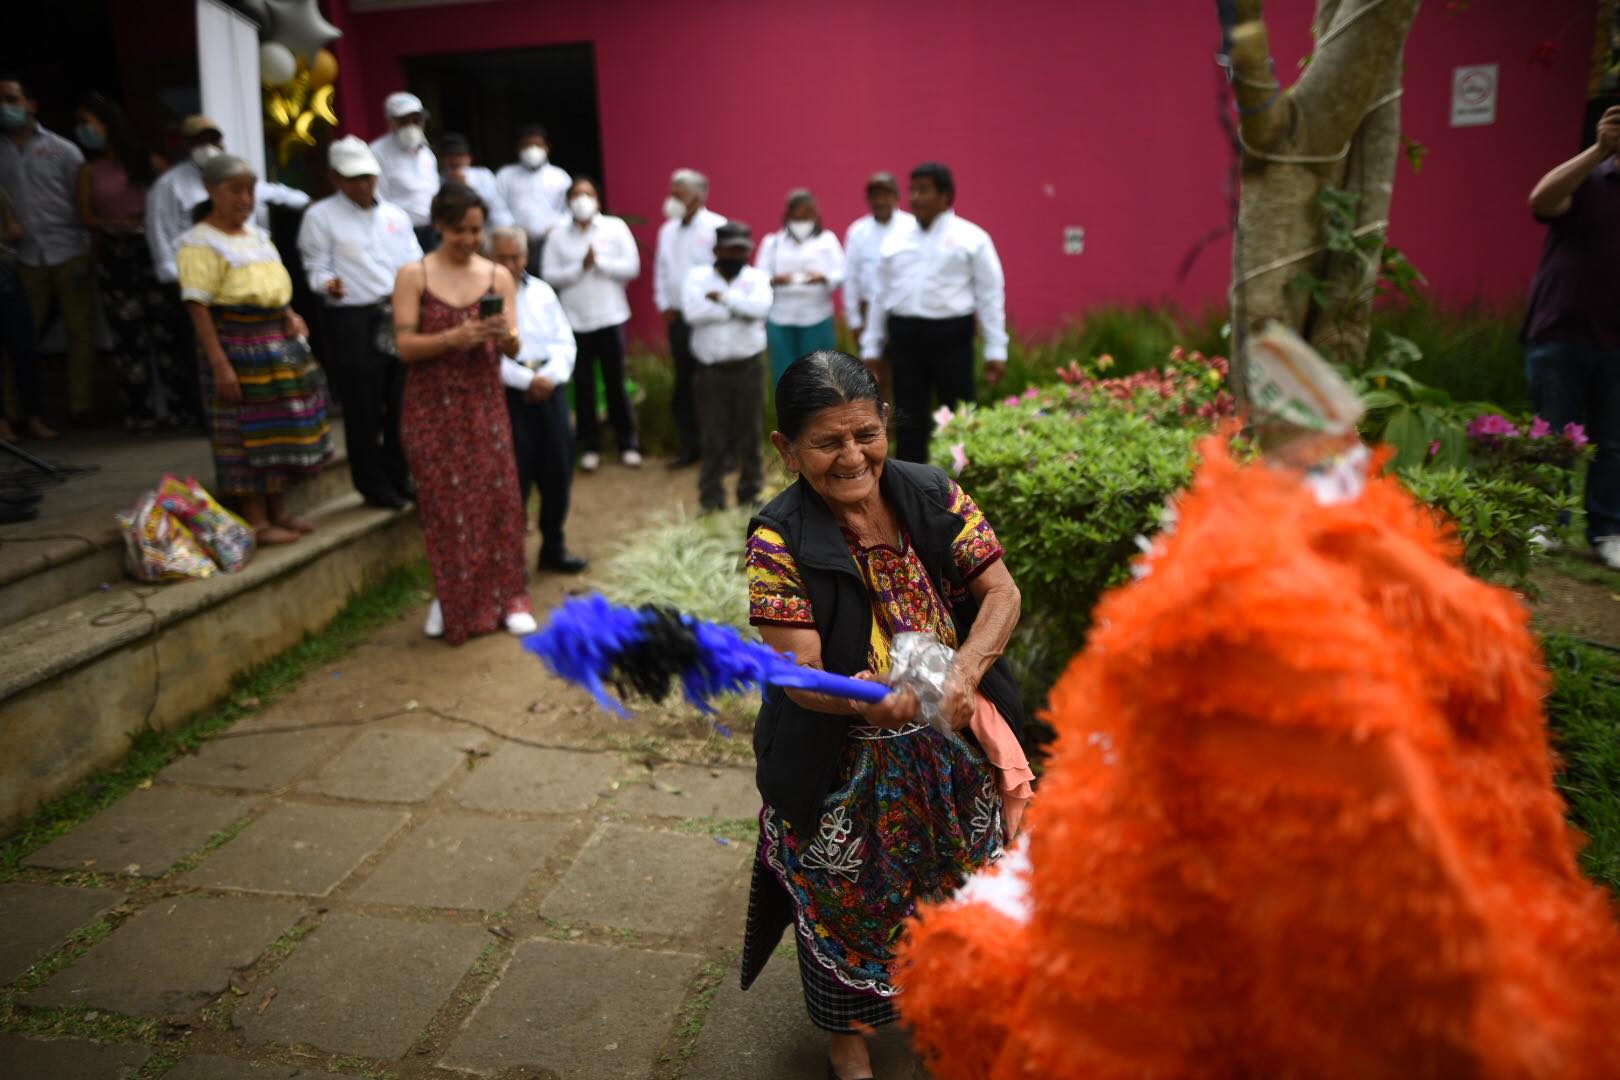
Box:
<box><xmin>0</xmin><ymin>465</ymin><xmax>930</xmax><ymax>1079</ymax></box>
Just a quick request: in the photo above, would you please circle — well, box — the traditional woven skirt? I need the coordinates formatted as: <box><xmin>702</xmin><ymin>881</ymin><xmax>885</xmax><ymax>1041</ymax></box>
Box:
<box><xmin>750</xmin><ymin>721</ymin><xmax>1002</xmax><ymax>1032</ymax></box>
<box><xmin>202</xmin><ymin>306</ymin><xmax>332</xmax><ymax>495</ymax></box>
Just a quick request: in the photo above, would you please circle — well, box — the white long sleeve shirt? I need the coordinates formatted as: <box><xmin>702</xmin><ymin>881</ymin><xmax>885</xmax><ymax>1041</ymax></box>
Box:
<box><xmin>500</xmin><ymin>275</ymin><xmax>577</xmax><ymax>390</ymax></box>
<box><xmin>454</xmin><ymin>165</ymin><xmax>513</xmax><ymax>229</ymax></box>
<box><xmin>540</xmin><ymin>212</ymin><xmax>639</xmax><ymax>333</ymax></box>
<box><xmin>859</xmin><ymin>209</ymin><xmax>1007</xmax><ymax>361</ymax></box>
<box><xmin>145</xmin><ymin>160</ymin><xmax>310</xmax><ymax>283</ymax></box>
<box><xmin>842</xmin><ymin>209</ymin><xmax>914</xmax><ymax>331</ymax></box>
<box><xmin>682</xmin><ymin>265</ymin><xmax>773</xmax><ymax>365</ymax></box>
<box><xmin>494</xmin><ymin>161</ymin><xmax>571</xmax><ymax>241</ymax></box>
<box><xmin>369</xmin><ymin>133</ymin><xmax>439</xmax><ymax>228</ymax></box>
<box><xmin>755</xmin><ymin>228</ymin><xmax>845</xmax><ymax>327</ymax></box>
<box><xmin>654</xmin><ymin>206</ymin><xmax>726</xmax><ymax>314</ymax></box>
<box><xmin>296</xmin><ymin>193</ymin><xmax>421</xmax><ymax>307</ymax></box>
<box><xmin>0</xmin><ymin>125</ymin><xmax>88</xmax><ymax>266</ymax></box>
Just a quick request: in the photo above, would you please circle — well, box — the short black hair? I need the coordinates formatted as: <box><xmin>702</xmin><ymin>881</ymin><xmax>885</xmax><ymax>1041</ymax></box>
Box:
<box><xmin>909</xmin><ymin>162</ymin><xmax>955</xmax><ymax>202</ymax></box>
<box><xmin>0</xmin><ymin>73</ymin><xmax>29</xmax><ymax>99</ymax></box>
<box><xmin>438</xmin><ymin>132</ymin><xmax>471</xmax><ymax>157</ymax></box>
<box><xmin>80</xmin><ymin>93</ymin><xmax>157</xmax><ymax>187</ymax></box>
<box><xmin>775</xmin><ymin>350</ymin><xmax>883</xmax><ymax>439</ymax></box>
<box><xmin>430</xmin><ymin>180</ymin><xmax>487</xmax><ymax>227</ymax></box>
<box><xmin>568</xmin><ymin>173</ymin><xmax>602</xmax><ymax>205</ymax></box>
<box><xmin>516</xmin><ymin>123</ymin><xmax>549</xmax><ymax>143</ymax></box>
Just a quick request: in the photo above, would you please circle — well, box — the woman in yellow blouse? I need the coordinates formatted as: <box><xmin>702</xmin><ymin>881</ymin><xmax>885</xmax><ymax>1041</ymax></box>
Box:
<box><xmin>178</xmin><ymin>155</ymin><xmax>331</xmax><ymax>544</ymax></box>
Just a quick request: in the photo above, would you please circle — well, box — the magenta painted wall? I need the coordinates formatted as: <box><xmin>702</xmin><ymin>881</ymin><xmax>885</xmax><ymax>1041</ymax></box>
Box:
<box><xmin>330</xmin><ymin>0</ymin><xmax>1598</xmax><ymax>345</ymax></box>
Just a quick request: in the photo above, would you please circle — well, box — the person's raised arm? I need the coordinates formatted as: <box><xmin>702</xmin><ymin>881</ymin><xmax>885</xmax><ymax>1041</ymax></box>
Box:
<box><xmin>595</xmin><ymin>218</ymin><xmax>640</xmax><ymax>282</ymax></box>
<box><xmin>758</xmin><ymin>623</ymin><xmax>918</xmax><ymax>726</ymax></box>
<box><xmin>1530</xmin><ymin>105</ymin><xmax>1620</xmax><ymax>218</ymax></box>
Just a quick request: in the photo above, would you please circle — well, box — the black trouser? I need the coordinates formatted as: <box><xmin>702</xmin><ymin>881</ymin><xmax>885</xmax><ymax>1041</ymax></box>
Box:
<box><xmin>888</xmin><ymin>313</ymin><xmax>977</xmax><ymax>463</ymax></box>
<box><xmin>668</xmin><ymin>315</ymin><xmax>701</xmax><ymax>458</ymax></box>
<box><xmin>0</xmin><ymin>266</ymin><xmax>43</xmax><ymax>421</ymax></box>
<box><xmin>160</xmin><ymin>282</ymin><xmax>202</xmax><ymax>424</ymax></box>
<box><xmin>526</xmin><ymin>235</ymin><xmax>546</xmax><ymax>279</ymax></box>
<box><xmin>693</xmin><ymin>353</ymin><xmax>765</xmax><ymax>512</ymax></box>
<box><xmin>506</xmin><ymin>384</ymin><xmax>574</xmax><ymax>556</ymax></box>
<box><xmin>323</xmin><ymin>303</ymin><xmax>410</xmax><ymax>501</ymax></box>
<box><xmin>574</xmin><ymin>323</ymin><xmax>640</xmax><ymax>455</ymax></box>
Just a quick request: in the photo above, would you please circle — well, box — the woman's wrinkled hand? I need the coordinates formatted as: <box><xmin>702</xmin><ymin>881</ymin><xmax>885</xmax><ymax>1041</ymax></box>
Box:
<box><xmin>212</xmin><ymin>360</ymin><xmax>242</xmax><ymax>405</ymax></box>
<box><xmin>284</xmin><ymin>310</ymin><xmax>309</xmax><ymax>340</ymax></box>
<box><xmin>939</xmin><ymin>668</ymin><xmax>976</xmax><ymax>732</ymax></box>
<box><xmin>852</xmin><ymin>671</ymin><xmax>920</xmax><ymax>728</ymax></box>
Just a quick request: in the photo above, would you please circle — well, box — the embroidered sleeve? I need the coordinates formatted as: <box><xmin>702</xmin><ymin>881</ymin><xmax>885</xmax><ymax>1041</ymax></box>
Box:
<box><xmin>947</xmin><ymin>480</ymin><xmax>1005</xmax><ymax>582</ymax></box>
<box><xmin>747</xmin><ymin>526</ymin><xmax>816</xmax><ymax>627</ymax></box>
<box><xmin>176</xmin><ymin>240</ymin><xmax>226</xmax><ymax>305</ymax></box>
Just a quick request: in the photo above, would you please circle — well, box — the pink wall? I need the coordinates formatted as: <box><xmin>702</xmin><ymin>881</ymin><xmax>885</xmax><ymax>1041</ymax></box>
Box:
<box><xmin>331</xmin><ymin>0</ymin><xmax>1598</xmax><ymax>345</ymax></box>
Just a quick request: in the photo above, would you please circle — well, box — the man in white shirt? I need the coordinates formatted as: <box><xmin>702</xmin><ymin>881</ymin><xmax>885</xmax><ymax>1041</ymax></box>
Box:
<box><xmin>488</xmin><ymin>225</ymin><xmax>587</xmax><ymax>573</ymax></box>
<box><xmin>682</xmin><ymin>221</ymin><xmax>772</xmax><ymax>513</ymax></box>
<box><xmin>298</xmin><ymin>136</ymin><xmax>423</xmax><ymax>509</ymax></box>
<box><xmin>369</xmin><ymin>92</ymin><xmax>439</xmax><ymax>251</ymax></box>
<box><xmin>860</xmin><ymin>162</ymin><xmax>1007</xmax><ymax>463</ymax></box>
<box><xmin>0</xmin><ymin>76</ymin><xmax>94</xmax><ymax>421</ymax></box>
<box><xmin>494</xmin><ymin>124</ymin><xmax>570</xmax><ymax>276</ymax></box>
<box><xmin>842</xmin><ymin>172</ymin><xmax>915</xmax><ymax>363</ymax></box>
<box><xmin>655</xmin><ymin>167</ymin><xmax>726</xmax><ymax>469</ymax></box>
<box><xmin>437</xmin><ymin>133</ymin><xmax>512</xmax><ymax>229</ymax></box>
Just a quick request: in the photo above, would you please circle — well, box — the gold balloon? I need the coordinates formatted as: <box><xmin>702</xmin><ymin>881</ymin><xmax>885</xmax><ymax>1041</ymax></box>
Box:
<box><xmin>276</xmin><ymin>111</ymin><xmax>318</xmax><ymax>168</ymax></box>
<box><xmin>264</xmin><ymin>90</ymin><xmax>293</xmax><ymax>130</ymax></box>
<box><xmin>311</xmin><ymin>84</ymin><xmax>338</xmax><ymax>126</ymax></box>
<box><xmin>309</xmin><ymin>48</ymin><xmax>338</xmax><ymax>90</ymax></box>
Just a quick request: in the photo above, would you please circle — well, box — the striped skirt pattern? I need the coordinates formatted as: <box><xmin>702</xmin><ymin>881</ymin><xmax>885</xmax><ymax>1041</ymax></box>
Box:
<box><xmin>203</xmin><ymin>307</ymin><xmax>333</xmax><ymax>495</ymax></box>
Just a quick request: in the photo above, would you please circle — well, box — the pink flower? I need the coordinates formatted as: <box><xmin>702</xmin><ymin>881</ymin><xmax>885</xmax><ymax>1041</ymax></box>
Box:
<box><xmin>1528</xmin><ymin>416</ymin><xmax>1552</xmax><ymax>439</ymax></box>
<box><xmin>1022</xmin><ymin>386</ymin><xmax>1040</xmax><ymax>401</ymax></box>
<box><xmin>1564</xmin><ymin>422</ymin><xmax>1589</xmax><ymax>448</ymax></box>
<box><xmin>1428</xmin><ymin>440</ymin><xmax>1440</xmax><ymax>458</ymax></box>
<box><xmin>1467</xmin><ymin>413</ymin><xmax>1520</xmax><ymax>439</ymax></box>
<box><xmin>949</xmin><ymin>442</ymin><xmax>970</xmax><ymax>476</ymax></box>
<box><xmin>1001</xmin><ymin>395</ymin><xmax>1020</xmax><ymax>408</ymax></box>
<box><xmin>932</xmin><ymin>404</ymin><xmax>955</xmax><ymax>428</ymax></box>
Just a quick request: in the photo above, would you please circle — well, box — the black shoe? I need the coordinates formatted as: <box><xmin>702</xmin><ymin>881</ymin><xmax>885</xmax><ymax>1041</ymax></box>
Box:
<box><xmin>667</xmin><ymin>450</ymin><xmax>701</xmax><ymax>470</ymax></box>
<box><xmin>392</xmin><ymin>479</ymin><xmax>417</xmax><ymax>500</ymax></box>
<box><xmin>364</xmin><ymin>491</ymin><xmax>409</xmax><ymax>510</ymax></box>
<box><xmin>538</xmin><ymin>550</ymin><xmax>589</xmax><ymax>574</ymax></box>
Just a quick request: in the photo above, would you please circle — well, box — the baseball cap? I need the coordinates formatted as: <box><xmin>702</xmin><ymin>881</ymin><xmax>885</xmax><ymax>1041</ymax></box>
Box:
<box><xmin>715</xmin><ymin>220</ymin><xmax>753</xmax><ymax>248</ymax></box>
<box><xmin>328</xmin><ymin>135</ymin><xmax>380</xmax><ymax>178</ymax></box>
<box><xmin>181</xmin><ymin>114</ymin><xmax>223</xmax><ymax>140</ymax></box>
<box><xmin>384</xmin><ymin>92</ymin><xmax>426</xmax><ymax>120</ymax></box>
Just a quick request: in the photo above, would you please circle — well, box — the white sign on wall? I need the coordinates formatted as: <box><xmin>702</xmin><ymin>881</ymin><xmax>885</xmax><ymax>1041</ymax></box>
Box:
<box><xmin>1451</xmin><ymin>64</ymin><xmax>1498</xmax><ymax>127</ymax></box>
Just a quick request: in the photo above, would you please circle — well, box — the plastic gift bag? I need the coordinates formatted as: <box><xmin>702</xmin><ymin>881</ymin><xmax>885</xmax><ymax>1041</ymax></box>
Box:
<box><xmin>156</xmin><ymin>474</ymin><xmax>256</xmax><ymax>573</ymax></box>
<box><xmin>117</xmin><ymin>491</ymin><xmax>216</xmax><ymax>582</ymax></box>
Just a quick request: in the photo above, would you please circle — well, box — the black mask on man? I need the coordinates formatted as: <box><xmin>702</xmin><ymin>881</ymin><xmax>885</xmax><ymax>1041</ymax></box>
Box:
<box><xmin>715</xmin><ymin>256</ymin><xmax>747</xmax><ymax>279</ymax></box>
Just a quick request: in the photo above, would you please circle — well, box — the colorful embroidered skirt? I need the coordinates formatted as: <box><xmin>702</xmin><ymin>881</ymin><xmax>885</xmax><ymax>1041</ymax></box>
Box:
<box><xmin>202</xmin><ymin>306</ymin><xmax>332</xmax><ymax>495</ymax></box>
<box><xmin>756</xmin><ymin>720</ymin><xmax>1002</xmax><ymax>1031</ymax></box>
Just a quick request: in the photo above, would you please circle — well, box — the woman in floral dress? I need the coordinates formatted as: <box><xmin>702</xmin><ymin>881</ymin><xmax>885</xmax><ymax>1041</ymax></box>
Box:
<box><xmin>391</xmin><ymin>181</ymin><xmax>535</xmax><ymax>643</ymax></box>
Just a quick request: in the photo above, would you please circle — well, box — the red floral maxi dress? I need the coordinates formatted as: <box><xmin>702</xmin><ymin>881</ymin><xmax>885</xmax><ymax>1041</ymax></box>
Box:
<box><xmin>401</xmin><ymin>279</ymin><xmax>533</xmax><ymax>644</ymax></box>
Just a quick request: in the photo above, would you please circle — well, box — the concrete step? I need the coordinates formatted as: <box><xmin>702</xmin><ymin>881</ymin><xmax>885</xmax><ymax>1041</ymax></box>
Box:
<box><xmin>0</xmin><ymin>451</ymin><xmax>356</xmax><ymax>631</ymax></box>
<box><xmin>0</xmin><ymin>490</ymin><xmax>421</xmax><ymax>831</ymax></box>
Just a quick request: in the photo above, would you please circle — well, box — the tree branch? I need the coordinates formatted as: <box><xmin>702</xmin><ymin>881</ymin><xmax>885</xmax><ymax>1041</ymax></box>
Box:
<box><xmin>1292</xmin><ymin>0</ymin><xmax>1421</xmax><ymax>155</ymax></box>
<box><xmin>1230</xmin><ymin>18</ymin><xmax>1290</xmax><ymax>152</ymax></box>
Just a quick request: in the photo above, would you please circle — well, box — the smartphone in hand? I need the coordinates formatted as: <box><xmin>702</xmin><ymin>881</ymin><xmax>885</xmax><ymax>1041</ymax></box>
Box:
<box><xmin>478</xmin><ymin>293</ymin><xmax>504</xmax><ymax>319</ymax></box>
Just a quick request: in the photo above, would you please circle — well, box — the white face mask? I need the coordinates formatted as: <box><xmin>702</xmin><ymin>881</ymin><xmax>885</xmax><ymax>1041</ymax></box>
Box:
<box><xmin>520</xmin><ymin>145</ymin><xmax>547</xmax><ymax>170</ymax></box>
<box><xmin>662</xmin><ymin>195</ymin><xmax>688</xmax><ymax>221</ymax></box>
<box><xmin>190</xmin><ymin>144</ymin><xmax>223</xmax><ymax>168</ymax></box>
<box><xmin>569</xmin><ymin>194</ymin><xmax>599</xmax><ymax>222</ymax></box>
<box><xmin>395</xmin><ymin>124</ymin><xmax>426</xmax><ymax>151</ymax></box>
<box><xmin>787</xmin><ymin>220</ymin><xmax>815</xmax><ymax>241</ymax></box>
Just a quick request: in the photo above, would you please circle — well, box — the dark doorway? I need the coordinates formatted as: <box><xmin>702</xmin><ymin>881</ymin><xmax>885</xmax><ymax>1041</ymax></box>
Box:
<box><xmin>404</xmin><ymin>44</ymin><xmax>605</xmax><ymax>200</ymax></box>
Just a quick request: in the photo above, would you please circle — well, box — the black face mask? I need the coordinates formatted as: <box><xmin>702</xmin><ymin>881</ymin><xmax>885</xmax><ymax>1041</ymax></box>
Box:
<box><xmin>715</xmin><ymin>256</ymin><xmax>747</xmax><ymax>279</ymax></box>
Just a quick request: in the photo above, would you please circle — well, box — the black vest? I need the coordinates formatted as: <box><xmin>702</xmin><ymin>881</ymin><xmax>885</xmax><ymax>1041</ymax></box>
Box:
<box><xmin>747</xmin><ymin>458</ymin><xmax>1027</xmax><ymax>833</ymax></box>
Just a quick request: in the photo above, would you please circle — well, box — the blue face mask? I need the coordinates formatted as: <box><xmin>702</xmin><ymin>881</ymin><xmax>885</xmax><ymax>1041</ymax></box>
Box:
<box><xmin>0</xmin><ymin>104</ymin><xmax>29</xmax><ymax>131</ymax></box>
<box><xmin>76</xmin><ymin>124</ymin><xmax>105</xmax><ymax>151</ymax></box>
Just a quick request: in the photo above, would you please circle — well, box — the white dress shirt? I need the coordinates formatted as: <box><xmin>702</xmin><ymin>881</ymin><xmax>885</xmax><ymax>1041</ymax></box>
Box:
<box><xmin>454</xmin><ymin>165</ymin><xmax>513</xmax><ymax>229</ymax></box>
<box><xmin>842</xmin><ymin>209</ymin><xmax>914</xmax><ymax>331</ymax></box>
<box><xmin>495</xmin><ymin>161</ymin><xmax>571</xmax><ymax>241</ymax></box>
<box><xmin>859</xmin><ymin>209</ymin><xmax>1007</xmax><ymax>361</ymax></box>
<box><xmin>755</xmin><ymin>228</ymin><xmax>845</xmax><ymax>327</ymax></box>
<box><xmin>369</xmin><ymin>133</ymin><xmax>439</xmax><ymax>228</ymax></box>
<box><xmin>540</xmin><ymin>212</ymin><xmax>640</xmax><ymax>333</ymax></box>
<box><xmin>296</xmin><ymin>193</ymin><xmax>422</xmax><ymax>307</ymax></box>
<box><xmin>145</xmin><ymin>160</ymin><xmax>311</xmax><ymax>283</ymax></box>
<box><xmin>682</xmin><ymin>265</ymin><xmax>773</xmax><ymax>365</ymax></box>
<box><xmin>500</xmin><ymin>275</ymin><xmax>578</xmax><ymax>391</ymax></box>
<box><xmin>0</xmin><ymin>125</ymin><xmax>89</xmax><ymax>266</ymax></box>
<box><xmin>654</xmin><ymin>206</ymin><xmax>726</xmax><ymax>314</ymax></box>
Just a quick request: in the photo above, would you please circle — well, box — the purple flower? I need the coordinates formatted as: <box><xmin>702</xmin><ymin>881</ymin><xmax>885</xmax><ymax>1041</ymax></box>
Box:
<box><xmin>1564</xmin><ymin>422</ymin><xmax>1589</xmax><ymax>448</ymax></box>
<box><xmin>1528</xmin><ymin>416</ymin><xmax>1552</xmax><ymax>439</ymax></box>
<box><xmin>1428</xmin><ymin>440</ymin><xmax>1440</xmax><ymax>458</ymax></box>
<box><xmin>1467</xmin><ymin>413</ymin><xmax>1520</xmax><ymax>439</ymax></box>
<box><xmin>949</xmin><ymin>442</ymin><xmax>970</xmax><ymax>476</ymax></box>
<box><xmin>1001</xmin><ymin>395</ymin><xmax>1020</xmax><ymax>408</ymax></box>
<box><xmin>1022</xmin><ymin>386</ymin><xmax>1040</xmax><ymax>402</ymax></box>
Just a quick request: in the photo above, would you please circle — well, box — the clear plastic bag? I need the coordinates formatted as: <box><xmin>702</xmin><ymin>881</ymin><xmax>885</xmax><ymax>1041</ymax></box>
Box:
<box><xmin>889</xmin><ymin>631</ymin><xmax>959</xmax><ymax>734</ymax></box>
<box><xmin>117</xmin><ymin>491</ymin><xmax>216</xmax><ymax>582</ymax></box>
<box><xmin>156</xmin><ymin>474</ymin><xmax>256</xmax><ymax>573</ymax></box>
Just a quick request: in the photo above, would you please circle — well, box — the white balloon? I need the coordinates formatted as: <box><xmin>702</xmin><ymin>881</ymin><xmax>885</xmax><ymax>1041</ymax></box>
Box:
<box><xmin>265</xmin><ymin>0</ymin><xmax>341</xmax><ymax>63</ymax></box>
<box><xmin>259</xmin><ymin>41</ymin><xmax>297</xmax><ymax>87</ymax></box>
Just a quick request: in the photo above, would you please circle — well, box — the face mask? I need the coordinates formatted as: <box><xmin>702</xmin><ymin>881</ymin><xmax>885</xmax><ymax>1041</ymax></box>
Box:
<box><xmin>662</xmin><ymin>195</ymin><xmax>688</xmax><ymax>221</ymax></box>
<box><xmin>76</xmin><ymin>124</ymin><xmax>105</xmax><ymax>151</ymax></box>
<box><xmin>787</xmin><ymin>220</ymin><xmax>815</xmax><ymax>241</ymax></box>
<box><xmin>715</xmin><ymin>256</ymin><xmax>747</xmax><ymax>278</ymax></box>
<box><xmin>191</xmin><ymin>144</ymin><xmax>223</xmax><ymax>167</ymax></box>
<box><xmin>569</xmin><ymin>194</ymin><xmax>598</xmax><ymax>222</ymax></box>
<box><xmin>520</xmin><ymin>145</ymin><xmax>547</xmax><ymax>170</ymax></box>
<box><xmin>0</xmin><ymin>104</ymin><xmax>29</xmax><ymax>131</ymax></box>
<box><xmin>396</xmin><ymin>124</ymin><xmax>426</xmax><ymax>151</ymax></box>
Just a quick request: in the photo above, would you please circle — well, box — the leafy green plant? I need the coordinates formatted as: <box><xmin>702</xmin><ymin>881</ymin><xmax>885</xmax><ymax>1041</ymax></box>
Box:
<box><xmin>1395</xmin><ymin>466</ymin><xmax>1576</xmax><ymax>588</ymax></box>
<box><xmin>594</xmin><ymin>508</ymin><xmax>756</xmax><ymax>636</ymax></box>
<box><xmin>1542</xmin><ymin>634</ymin><xmax>1620</xmax><ymax>895</ymax></box>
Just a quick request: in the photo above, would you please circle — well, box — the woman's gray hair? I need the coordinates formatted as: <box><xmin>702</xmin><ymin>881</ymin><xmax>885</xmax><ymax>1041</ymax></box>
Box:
<box><xmin>486</xmin><ymin>225</ymin><xmax>529</xmax><ymax>253</ymax></box>
<box><xmin>774</xmin><ymin>350</ymin><xmax>882</xmax><ymax>440</ymax></box>
<box><xmin>200</xmin><ymin>154</ymin><xmax>255</xmax><ymax>187</ymax></box>
<box><xmin>671</xmin><ymin>168</ymin><xmax>709</xmax><ymax>196</ymax></box>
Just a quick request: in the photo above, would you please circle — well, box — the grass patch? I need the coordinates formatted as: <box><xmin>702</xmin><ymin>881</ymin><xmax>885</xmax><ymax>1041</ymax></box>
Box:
<box><xmin>672</xmin><ymin>960</ymin><xmax>726</xmax><ymax>1065</ymax></box>
<box><xmin>1544</xmin><ymin>634</ymin><xmax>1620</xmax><ymax>894</ymax></box>
<box><xmin>1544</xmin><ymin>548</ymin><xmax>1620</xmax><ymax>591</ymax></box>
<box><xmin>167</xmin><ymin>816</ymin><xmax>254</xmax><ymax>876</ymax></box>
<box><xmin>2</xmin><ymin>1004</ymin><xmax>160</xmax><ymax>1044</ymax></box>
<box><xmin>673</xmin><ymin>817</ymin><xmax>757</xmax><ymax>844</ymax></box>
<box><xmin>0</xmin><ymin>561</ymin><xmax>432</xmax><ymax>881</ymax></box>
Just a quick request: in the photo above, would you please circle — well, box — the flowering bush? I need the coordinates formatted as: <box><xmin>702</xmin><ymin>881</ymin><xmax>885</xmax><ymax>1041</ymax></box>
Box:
<box><xmin>1054</xmin><ymin>346</ymin><xmax>1237</xmax><ymax>424</ymax></box>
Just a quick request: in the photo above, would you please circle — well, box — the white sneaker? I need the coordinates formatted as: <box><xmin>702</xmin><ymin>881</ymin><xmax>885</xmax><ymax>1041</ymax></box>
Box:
<box><xmin>579</xmin><ymin>452</ymin><xmax>601</xmax><ymax>473</ymax></box>
<box><xmin>621</xmin><ymin>449</ymin><xmax>643</xmax><ymax>468</ymax></box>
<box><xmin>423</xmin><ymin>598</ymin><xmax>444</xmax><ymax>638</ymax></box>
<box><xmin>1595</xmin><ymin>536</ymin><xmax>1620</xmax><ymax>571</ymax></box>
<box><xmin>505</xmin><ymin>610</ymin><xmax>539</xmax><ymax>635</ymax></box>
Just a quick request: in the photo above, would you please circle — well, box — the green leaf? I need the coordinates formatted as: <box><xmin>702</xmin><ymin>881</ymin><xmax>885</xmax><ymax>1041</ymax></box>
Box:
<box><xmin>1362</xmin><ymin>367</ymin><xmax>1419</xmax><ymax>389</ymax></box>
<box><xmin>1359</xmin><ymin>389</ymin><xmax>1405</xmax><ymax>411</ymax></box>
<box><xmin>1383</xmin><ymin>407</ymin><xmax>1431</xmax><ymax>471</ymax></box>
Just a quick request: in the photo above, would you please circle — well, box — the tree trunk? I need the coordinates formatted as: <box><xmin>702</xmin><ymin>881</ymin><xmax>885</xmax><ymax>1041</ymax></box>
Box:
<box><xmin>1227</xmin><ymin>0</ymin><xmax>1421</xmax><ymax>409</ymax></box>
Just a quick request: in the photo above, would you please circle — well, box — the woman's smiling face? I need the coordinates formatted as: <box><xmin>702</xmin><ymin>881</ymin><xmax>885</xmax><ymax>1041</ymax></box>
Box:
<box><xmin>776</xmin><ymin>400</ymin><xmax>889</xmax><ymax>510</ymax></box>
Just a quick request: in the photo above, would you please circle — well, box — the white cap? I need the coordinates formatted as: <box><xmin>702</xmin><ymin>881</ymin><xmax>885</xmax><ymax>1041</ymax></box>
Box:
<box><xmin>328</xmin><ymin>135</ymin><xmax>380</xmax><ymax>178</ymax></box>
<box><xmin>384</xmin><ymin>92</ymin><xmax>425</xmax><ymax>120</ymax></box>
